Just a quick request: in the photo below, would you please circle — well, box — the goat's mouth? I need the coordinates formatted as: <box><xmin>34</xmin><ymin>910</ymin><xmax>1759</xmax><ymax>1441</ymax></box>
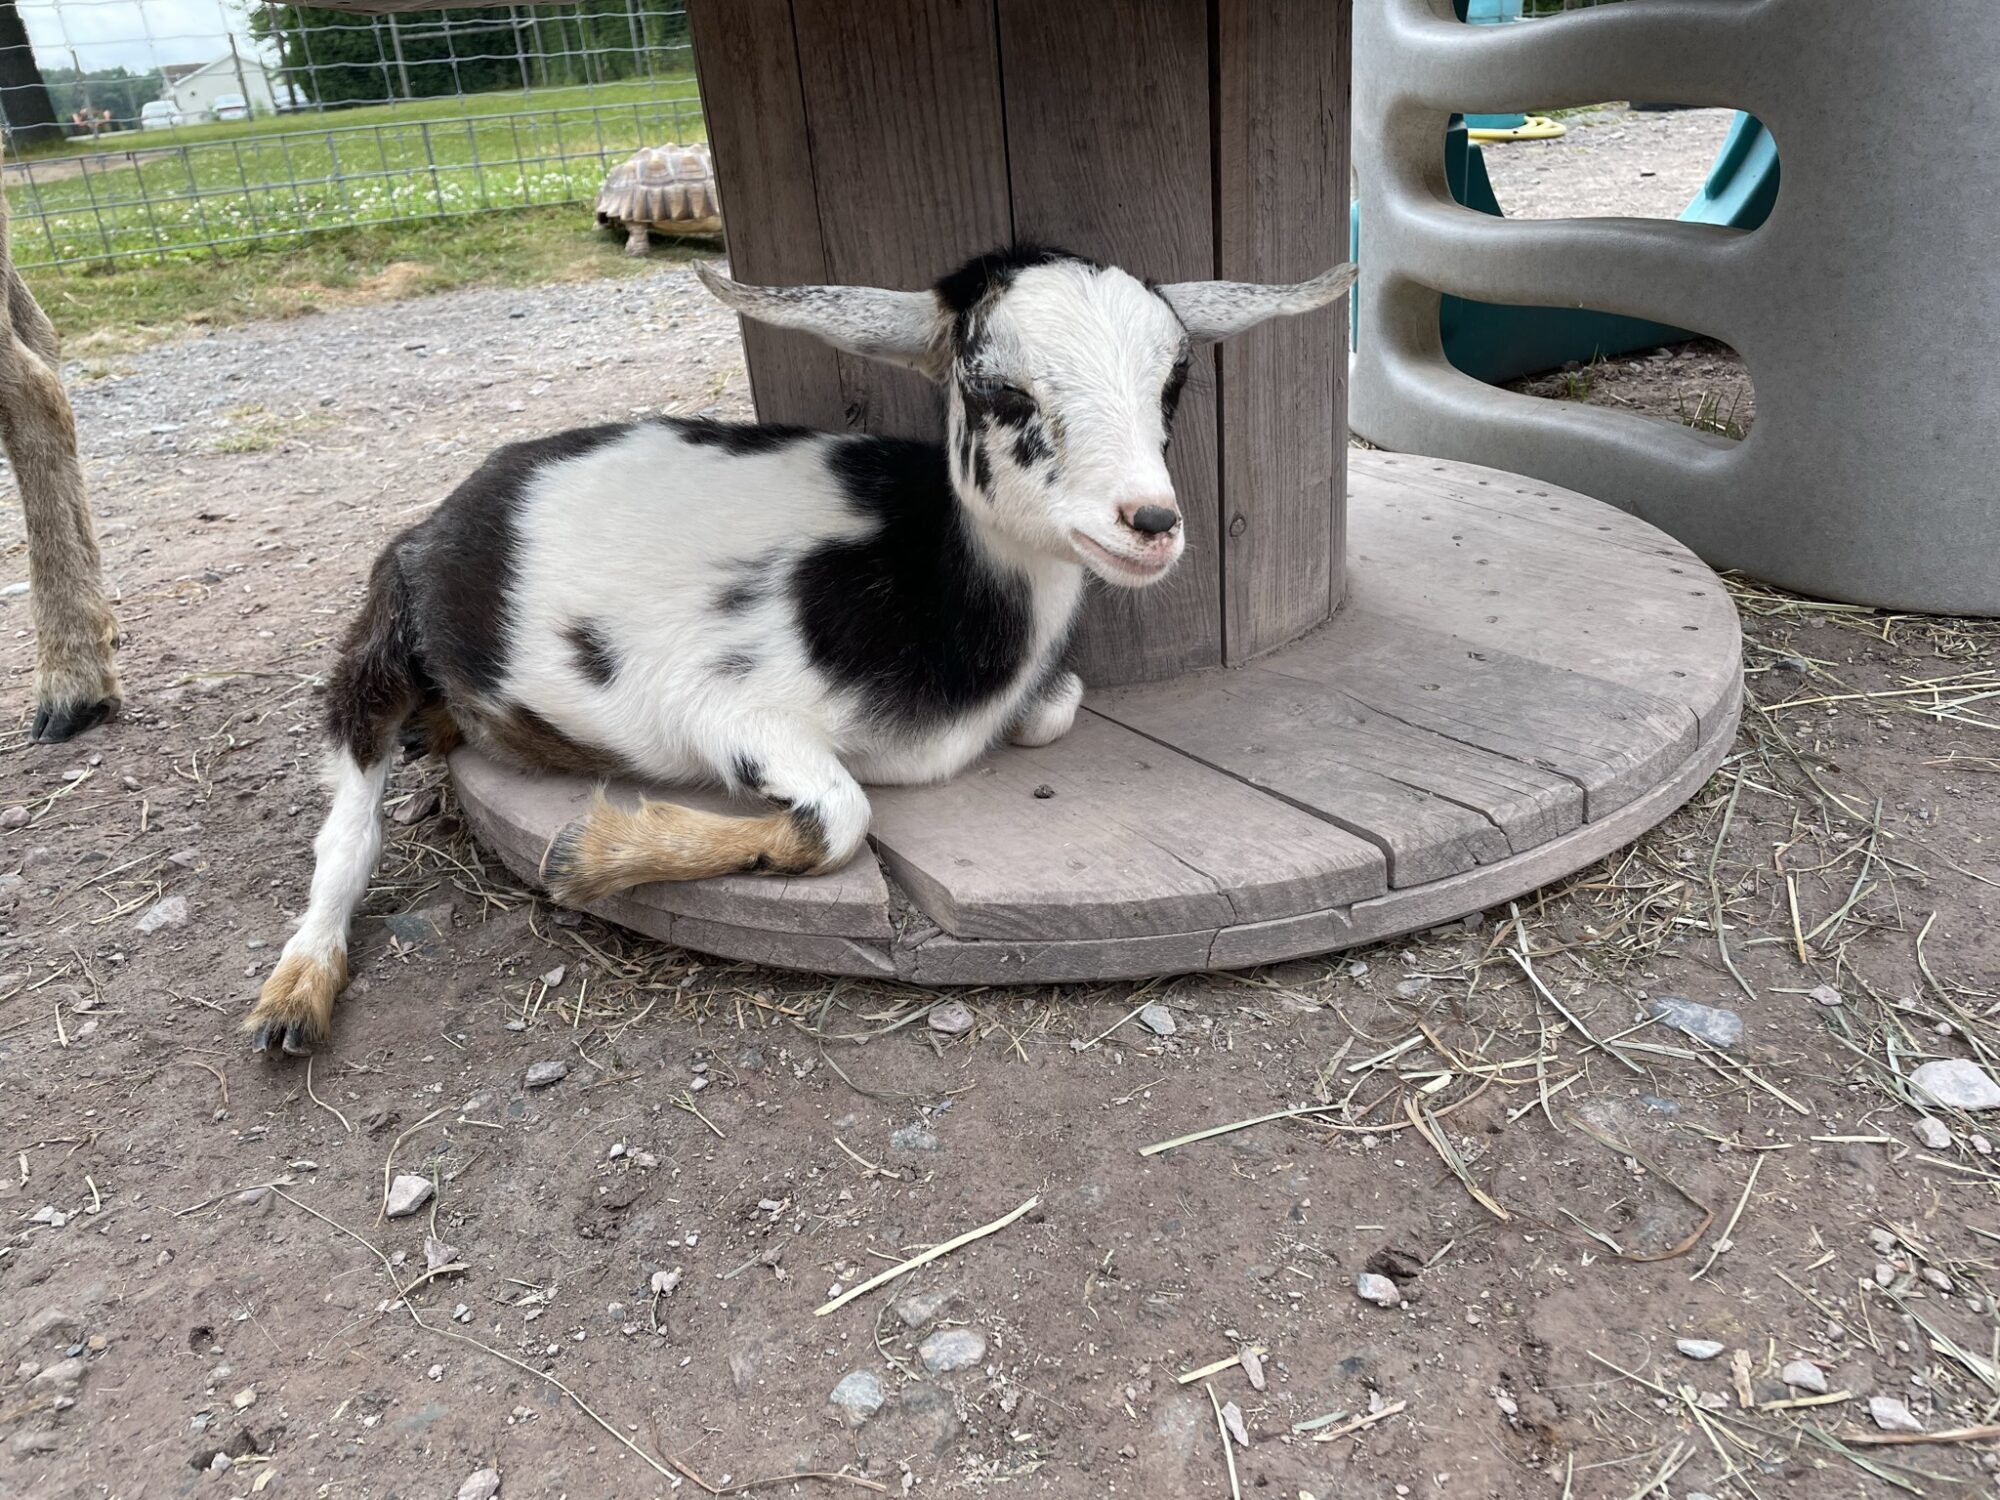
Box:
<box><xmin>1070</xmin><ymin>531</ymin><xmax>1178</xmax><ymax>585</ymax></box>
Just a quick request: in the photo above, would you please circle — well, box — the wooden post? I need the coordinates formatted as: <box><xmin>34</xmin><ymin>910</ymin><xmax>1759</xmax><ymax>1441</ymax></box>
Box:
<box><xmin>689</xmin><ymin>0</ymin><xmax>1351</xmax><ymax>685</ymax></box>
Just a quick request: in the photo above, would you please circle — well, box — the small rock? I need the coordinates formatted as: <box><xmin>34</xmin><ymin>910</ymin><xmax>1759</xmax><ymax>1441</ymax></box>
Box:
<box><xmin>381</xmin><ymin>903</ymin><xmax>454</xmax><ymax>951</ymax></box>
<box><xmin>828</xmin><ymin>1369</ymin><xmax>885</xmax><ymax>1425</ymax></box>
<box><xmin>890</xmin><ymin>1123</ymin><xmax>941</xmax><ymax>1153</ymax></box>
<box><xmin>1909</xmin><ymin>1059</ymin><xmax>2000</xmax><ymax>1111</ymax></box>
<box><xmin>134</xmin><ymin>894</ymin><xmax>190</xmax><ymax>934</ymax></box>
<box><xmin>893</xmin><ymin>1289</ymin><xmax>955</xmax><ymax>1329</ymax></box>
<box><xmin>917</xmin><ymin>1327</ymin><xmax>988</xmax><ymax>1374</ymax></box>
<box><xmin>231</xmin><ymin>1386</ymin><xmax>257</xmax><ymax>1410</ymax></box>
<box><xmin>1393</xmin><ymin>976</ymin><xmax>1430</xmax><ymax>1000</ymax></box>
<box><xmin>1138</xmin><ymin>1003</ymin><xmax>1176</xmax><ymax>1037</ymax></box>
<box><xmin>425</xmin><ymin>1236</ymin><xmax>461</xmax><ymax>1273</ymax></box>
<box><xmin>525</xmin><ymin>1060</ymin><xmax>568</xmax><ymax>1089</ymax></box>
<box><xmin>1913</xmin><ymin>1117</ymin><xmax>1953</xmax><ymax>1151</ymax></box>
<box><xmin>1921</xmin><ymin>1266</ymin><xmax>1952</xmax><ymax>1292</ymax></box>
<box><xmin>1781</xmin><ymin>1361</ymin><xmax>1828</xmax><ymax>1394</ymax></box>
<box><xmin>385</xmin><ymin>1174</ymin><xmax>434</xmax><ymax>1218</ymax></box>
<box><xmin>1646</xmin><ymin>996</ymin><xmax>1743</xmax><ymax>1049</ymax></box>
<box><xmin>0</xmin><ymin>806</ymin><xmax>28</xmax><ymax>831</ymax></box>
<box><xmin>1806</xmin><ymin>984</ymin><xmax>1843</xmax><ymax>1007</ymax></box>
<box><xmin>10</xmin><ymin>1431</ymin><xmax>58</xmax><ymax>1456</ymax></box>
<box><xmin>1220</xmin><ymin>1400</ymin><xmax>1250</xmax><ymax>1448</ymax></box>
<box><xmin>391</xmin><ymin>788</ymin><xmax>441</xmax><ymax>826</ymax></box>
<box><xmin>649</xmin><ymin>1269</ymin><xmax>682</xmax><ymax>1297</ymax></box>
<box><xmin>1868</xmin><ymin>1395</ymin><xmax>1923</xmax><ymax>1433</ymax></box>
<box><xmin>457</xmin><ymin>1469</ymin><xmax>502</xmax><ymax>1500</ymax></box>
<box><xmin>927</xmin><ymin>1000</ymin><xmax>974</xmax><ymax>1036</ymax></box>
<box><xmin>1675</xmin><ymin>1339</ymin><xmax>1726</xmax><ymax>1361</ymax></box>
<box><xmin>1356</xmin><ymin>1273</ymin><xmax>1401</xmax><ymax>1308</ymax></box>
<box><xmin>1868</xmin><ymin>1227</ymin><xmax>1897</xmax><ymax>1254</ymax></box>
<box><xmin>541</xmin><ymin>966</ymin><xmax>566</xmax><ymax>988</ymax></box>
<box><xmin>1874</xmin><ymin>1262</ymin><xmax>1896</xmax><ymax>1288</ymax></box>
<box><xmin>29</xmin><ymin>1357</ymin><xmax>85</xmax><ymax>1392</ymax></box>
<box><xmin>1240</xmin><ymin>1346</ymin><xmax>1266</xmax><ymax>1392</ymax></box>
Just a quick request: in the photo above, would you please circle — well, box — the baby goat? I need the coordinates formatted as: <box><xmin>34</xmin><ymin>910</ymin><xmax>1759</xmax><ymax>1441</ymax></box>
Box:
<box><xmin>247</xmin><ymin>245</ymin><xmax>1356</xmax><ymax>1054</ymax></box>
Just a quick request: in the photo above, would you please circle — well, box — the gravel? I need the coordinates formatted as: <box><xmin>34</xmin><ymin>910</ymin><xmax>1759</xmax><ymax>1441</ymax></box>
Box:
<box><xmin>1781</xmin><ymin>1361</ymin><xmax>1828</xmax><ymax>1395</ymax></box>
<box><xmin>894</xmin><ymin>1289</ymin><xmax>955</xmax><ymax>1329</ymax></box>
<box><xmin>1868</xmin><ymin>1395</ymin><xmax>1924</xmax><ymax>1433</ymax></box>
<box><xmin>1138</xmin><ymin>1003</ymin><xmax>1176</xmax><ymax>1037</ymax></box>
<box><xmin>1913</xmin><ymin>1117</ymin><xmax>1954</xmax><ymax>1150</ymax></box>
<box><xmin>134</xmin><ymin>895</ymin><xmax>189</xmax><ymax>934</ymax></box>
<box><xmin>917</xmin><ymin>1328</ymin><xmax>988</xmax><ymax>1374</ymax></box>
<box><xmin>1675</xmin><ymin>1339</ymin><xmax>1725</xmax><ymax>1361</ymax></box>
<box><xmin>890</xmin><ymin>1123</ymin><xmax>942</xmax><ymax>1153</ymax></box>
<box><xmin>385</xmin><ymin>1174</ymin><xmax>435</xmax><ymax>1218</ymax></box>
<box><xmin>1909</xmin><ymin>1059</ymin><xmax>2000</xmax><ymax>1111</ymax></box>
<box><xmin>1356</xmin><ymin>1273</ymin><xmax>1401</xmax><ymax>1308</ymax></box>
<box><xmin>926</xmin><ymin>1001</ymin><xmax>974</xmax><ymax>1036</ymax></box>
<box><xmin>524</xmin><ymin>1060</ymin><xmax>568</xmax><ymax>1089</ymax></box>
<box><xmin>828</xmin><ymin>1369</ymin><xmax>886</xmax><ymax>1425</ymax></box>
<box><xmin>456</xmin><ymin>1468</ymin><xmax>502</xmax><ymax>1500</ymax></box>
<box><xmin>1645</xmin><ymin>997</ymin><xmax>1743</xmax><ymax>1049</ymax></box>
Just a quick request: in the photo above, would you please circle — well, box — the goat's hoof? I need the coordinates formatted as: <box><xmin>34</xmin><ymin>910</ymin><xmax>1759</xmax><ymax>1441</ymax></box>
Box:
<box><xmin>539</xmin><ymin>819</ymin><xmax>599</xmax><ymax>905</ymax></box>
<box><xmin>31</xmin><ymin>696</ymin><xmax>118</xmax><ymax>744</ymax></box>
<box><xmin>249</xmin><ymin>1018</ymin><xmax>319</xmax><ymax>1057</ymax></box>
<box><xmin>243</xmin><ymin>951</ymin><xmax>346</xmax><ymax>1057</ymax></box>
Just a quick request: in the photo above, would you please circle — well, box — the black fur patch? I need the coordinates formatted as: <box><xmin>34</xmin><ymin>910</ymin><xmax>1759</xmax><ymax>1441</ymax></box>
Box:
<box><xmin>401</xmin><ymin>424</ymin><xmax>631</xmax><ymax>699</ymax></box>
<box><xmin>326</xmin><ymin>547</ymin><xmax>421</xmax><ymax>764</ymax></box>
<box><xmin>665</xmin><ymin>417</ymin><xmax>816</xmax><ymax>455</ymax></box>
<box><xmin>713</xmin><ymin>651</ymin><xmax>757</xmax><ymax>678</ymax></box>
<box><xmin>791</xmin><ymin>438</ymin><xmax>1033</xmax><ymax>727</ymax></box>
<box><xmin>1012</xmin><ymin>424</ymin><xmax>1053</xmax><ymax>469</ymax></box>
<box><xmin>1161</xmin><ymin>352</ymin><xmax>1191</xmax><ymax>431</ymax></box>
<box><xmin>566</xmin><ymin>620</ymin><xmax>619</xmax><ymax>686</ymax></box>
<box><xmin>972</xmin><ymin>446</ymin><xmax>994</xmax><ymax>497</ymax></box>
<box><xmin>934</xmin><ymin>243</ymin><xmax>1088</xmax><ymax>315</ymax></box>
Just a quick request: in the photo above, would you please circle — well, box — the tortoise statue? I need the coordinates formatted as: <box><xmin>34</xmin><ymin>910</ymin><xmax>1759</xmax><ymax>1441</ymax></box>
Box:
<box><xmin>595</xmin><ymin>144</ymin><xmax>723</xmax><ymax>256</ymax></box>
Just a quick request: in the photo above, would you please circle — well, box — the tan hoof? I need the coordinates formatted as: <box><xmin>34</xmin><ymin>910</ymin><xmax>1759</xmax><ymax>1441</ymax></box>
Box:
<box><xmin>243</xmin><ymin>950</ymin><xmax>348</xmax><ymax>1056</ymax></box>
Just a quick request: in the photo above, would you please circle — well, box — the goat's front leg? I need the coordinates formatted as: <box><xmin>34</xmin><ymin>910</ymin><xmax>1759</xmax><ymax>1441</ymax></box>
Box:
<box><xmin>541</xmin><ymin>729</ymin><xmax>872</xmax><ymax>904</ymax></box>
<box><xmin>0</xmin><ymin>269</ymin><xmax>121</xmax><ymax>743</ymax></box>
<box><xmin>1007</xmin><ymin>669</ymin><xmax>1084</xmax><ymax>748</ymax></box>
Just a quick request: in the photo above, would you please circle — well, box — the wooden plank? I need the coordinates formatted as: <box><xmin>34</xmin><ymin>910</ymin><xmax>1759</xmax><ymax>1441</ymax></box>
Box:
<box><xmin>997</xmin><ymin>0</ymin><xmax>1222</xmax><ymax>682</ymax></box>
<box><xmin>1210</xmin><ymin>700</ymin><xmax>1736</xmax><ymax>968</ymax></box>
<box><xmin>450</xmin><ymin>749</ymin><xmax>896</xmax><ymax>939</ymax></box>
<box><xmin>686</xmin><ymin>0</ymin><xmax>848</xmax><ymax>431</ymax></box>
<box><xmin>789</xmin><ymin>0</ymin><xmax>1011</xmax><ymax>438</ymax></box>
<box><xmin>1244</xmin><ymin>606</ymin><xmax>1699</xmax><ymax>821</ymax></box>
<box><xmin>866</xmin><ymin>712</ymin><xmax>1386</xmax><ymax>940</ymax></box>
<box><xmin>1346</xmin><ymin>453</ymin><xmax>1742</xmax><ymax>739</ymax></box>
<box><xmin>898</xmin><ymin>926</ymin><xmax>1217</xmax><ymax>986</ymax></box>
<box><xmin>1092</xmin><ymin>668</ymin><xmax>1578</xmax><ymax>887</ymax></box>
<box><xmin>1215</xmin><ymin>0</ymin><xmax>1352</xmax><ymax>661</ymax></box>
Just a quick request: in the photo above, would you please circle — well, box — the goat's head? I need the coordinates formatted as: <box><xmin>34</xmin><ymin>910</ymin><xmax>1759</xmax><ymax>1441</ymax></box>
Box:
<box><xmin>696</xmin><ymin>248</ymin><xmax>1357</xmax><ymax>589</ymax></box>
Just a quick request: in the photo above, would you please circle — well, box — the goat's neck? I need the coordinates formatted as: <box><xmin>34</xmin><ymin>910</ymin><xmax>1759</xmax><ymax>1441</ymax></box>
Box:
<box><xmin>941</xmin><ymin>437</ymin><xmax>1084</xmax><ymax>607</ymax></box>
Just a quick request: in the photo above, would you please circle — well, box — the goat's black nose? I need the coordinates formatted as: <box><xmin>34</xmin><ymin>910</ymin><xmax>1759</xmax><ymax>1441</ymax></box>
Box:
<box><xmin>1122</xmin><ymin>503</ymin><xmax>1181</xmax><ymax>536</ymax></box>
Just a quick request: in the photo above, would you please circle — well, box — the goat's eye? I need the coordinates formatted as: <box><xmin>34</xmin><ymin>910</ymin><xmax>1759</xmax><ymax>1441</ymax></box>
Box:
<box><xmin>965</xmin><ymin>378</ymin><xmax>1038</xmax><ymax>428</ymax></box>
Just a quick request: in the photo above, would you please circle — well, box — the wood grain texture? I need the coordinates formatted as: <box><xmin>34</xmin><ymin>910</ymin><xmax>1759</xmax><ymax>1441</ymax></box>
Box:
<box><xmin>450</xmin><ymin>750</ymin><xmax>895</xmax><ymax>939</ymax></box>
<box><xmin>1092</xmin><ymin>667</ymin><xmax>1577</xmax><ymax>887</ymax></box>
<box><xmin>997</xmin><ymin>0</ymin><xmax>1222</xmax><ymax>683</ymax></box>
<box><xmin>789</xmin><ymin>0</ymin><xmax>1010</xmax><ymax>438</ymax></box>
<box><xmin>1347</xmin><ymin>453</ymin><xmax>1742</xmax><ymax>739</ymax></box>
<box><xmin>1215</xmin><ymin>0</ymin><xmax>1352</xmax><ymax>661</ymax></box>
<box><xmin>686</xmin><ymin>0</ymin><xmax>847</xmax><ymax>431</ymax></box>
<box><xmin>866</xmin><ymin>711</ymin><xmax>1385</xmax><ymax>940</ymax></box>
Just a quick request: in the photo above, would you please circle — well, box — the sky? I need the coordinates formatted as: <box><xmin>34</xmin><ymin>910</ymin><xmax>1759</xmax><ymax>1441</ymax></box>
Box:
<box><xmin>15</xmin><ymin>0</ymin><xmax>279</xmax><ymax>74</ymax></box>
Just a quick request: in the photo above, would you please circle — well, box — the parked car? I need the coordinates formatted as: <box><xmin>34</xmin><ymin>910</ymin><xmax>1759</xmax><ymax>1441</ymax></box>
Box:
<box><xmin>211</xmin><ymin>93</ymin><xmax>250</xmax><ymax>122</ymax></box>
<box><xmin>139</xmin><ymin>101</ymin><xmax>182</xmax><ymax>130</ymax></box>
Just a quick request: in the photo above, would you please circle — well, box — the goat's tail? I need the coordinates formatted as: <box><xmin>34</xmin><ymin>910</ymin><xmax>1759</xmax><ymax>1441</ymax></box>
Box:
<box><xmin>539</xmin><ymin>794</ymin><xmax>832</xmax><ymax>905</ymax></box>
<box><xmin>244</xmin><ymin>550</ymin><xmax>427</xmax><ymax>1055</ymax></box>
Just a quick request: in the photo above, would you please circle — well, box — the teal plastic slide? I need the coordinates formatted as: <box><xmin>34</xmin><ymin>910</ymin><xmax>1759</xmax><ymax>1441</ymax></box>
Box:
<box><xmin>1352</xmin><ymin>0</ymin><xmax>1780</xmax><ymax>383</ymax></box>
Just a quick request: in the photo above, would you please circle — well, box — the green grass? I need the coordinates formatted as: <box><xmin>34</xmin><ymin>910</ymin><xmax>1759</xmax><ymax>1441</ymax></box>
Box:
<box><xmin>40</xmin><ymin>204</ymin><xmax>702</xmax><ymax>354</ymax></box>
<box><xmin>5</xmin><ymin>76</ymin><xmax>705</xmax><ymax>271</ymax></box>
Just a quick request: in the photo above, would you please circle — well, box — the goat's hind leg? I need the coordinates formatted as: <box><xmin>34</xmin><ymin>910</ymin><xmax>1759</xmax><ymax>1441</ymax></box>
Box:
<box><xmin>246</xmin><ymin>551</ymin><xmax>418</xmax><ymax>1055</ymax></box>
<box><xmin>540</xmin><ymin>732</ymin><xmax>870</xmax><ymax>904</ymax></box>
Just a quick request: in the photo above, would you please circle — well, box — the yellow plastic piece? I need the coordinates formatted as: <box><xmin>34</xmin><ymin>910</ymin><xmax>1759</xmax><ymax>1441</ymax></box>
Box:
<box><xmin>1466</xmin><ymin>115</ymin><xmax>1567</xmax><ymax>144</ymax></box>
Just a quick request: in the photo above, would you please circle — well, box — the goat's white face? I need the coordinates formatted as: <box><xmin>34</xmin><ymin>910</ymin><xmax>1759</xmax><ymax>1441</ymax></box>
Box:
<box><xmin>951</xmin><ymin>260</ymin><xmax>1187</xmax><ymax>586</ymax></box>
<box><xmin>694</xmin><ymin>250</ymin><xmax>1357</xmax><ymax>589</ymax></box>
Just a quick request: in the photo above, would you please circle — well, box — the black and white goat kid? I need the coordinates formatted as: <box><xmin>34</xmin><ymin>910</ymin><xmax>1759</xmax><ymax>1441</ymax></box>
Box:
<box><xmin>247</xmin><ymin>245</ymin><xmax>1357</xmax><ymax>1053</ymax></box>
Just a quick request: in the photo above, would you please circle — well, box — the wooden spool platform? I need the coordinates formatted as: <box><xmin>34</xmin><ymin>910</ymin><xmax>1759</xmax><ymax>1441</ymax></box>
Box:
<box><xmin>450</xmin><ymin>452</ymin><xmax>1742</xmax><ymax>984</ymax></box>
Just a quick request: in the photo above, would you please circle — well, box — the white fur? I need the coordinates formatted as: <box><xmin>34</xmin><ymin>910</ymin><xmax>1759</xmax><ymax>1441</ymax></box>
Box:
<box><xmin>279</xmin><ymin>750</ymin><xmax>390</xmax><ymax>976</ymax></box>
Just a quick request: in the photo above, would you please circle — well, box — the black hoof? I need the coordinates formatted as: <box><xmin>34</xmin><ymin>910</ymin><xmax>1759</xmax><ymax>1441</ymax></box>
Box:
<box><xmin>250</xmin><ymin>1020</ymin><xmax>317</xmax><ymax>1057</ymax></box>
<box><xmin>31</xmin><ymin>698</ymin><xmax>116</xmax><ymax>744</ymax></box>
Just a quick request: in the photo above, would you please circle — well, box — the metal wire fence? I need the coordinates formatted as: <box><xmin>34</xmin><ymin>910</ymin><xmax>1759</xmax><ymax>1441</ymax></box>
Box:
<box><xmin>0</xmin><ymin>0</ymin><xmax>702</xmax><ymax>271</ymax></box>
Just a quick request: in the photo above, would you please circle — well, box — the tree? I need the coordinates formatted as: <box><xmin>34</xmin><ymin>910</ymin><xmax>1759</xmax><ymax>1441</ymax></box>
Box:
<box><xmin>0</xmin><ymin>0</ymin><xmax>62</xmax><ymax>149</ymax></box>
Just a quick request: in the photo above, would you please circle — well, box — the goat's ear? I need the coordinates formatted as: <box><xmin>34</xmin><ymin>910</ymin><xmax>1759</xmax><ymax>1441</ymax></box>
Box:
<box><xmin>1154</xmin><ymin>263</ymin><xmax>1359</xmax><ymax>345</ymax></box>
<box><xmin>694</xmin><ymin>262</ymin><xmax>950</xmax><ymax>379</ymax></box>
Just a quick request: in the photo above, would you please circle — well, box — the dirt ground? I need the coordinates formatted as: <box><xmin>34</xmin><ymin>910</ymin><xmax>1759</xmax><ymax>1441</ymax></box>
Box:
<box><xmin>3</xmin><ymin>114</ymin><xmax>1998</xmax><ymax>1500</ymax></box>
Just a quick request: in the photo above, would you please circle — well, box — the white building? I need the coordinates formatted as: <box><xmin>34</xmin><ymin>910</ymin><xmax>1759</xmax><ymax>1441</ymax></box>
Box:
<box><xmin>161</xmin><ymin>53</ymin><xmax>289</xmax><ymax>121</ymax></box>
